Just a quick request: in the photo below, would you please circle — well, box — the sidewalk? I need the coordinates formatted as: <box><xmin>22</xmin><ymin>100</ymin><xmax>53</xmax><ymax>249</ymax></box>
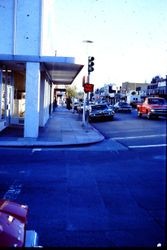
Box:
<box><xmin>0</xmin><ymin>106</ymin><xmax>105</xmax><ymax>147</ymax></box>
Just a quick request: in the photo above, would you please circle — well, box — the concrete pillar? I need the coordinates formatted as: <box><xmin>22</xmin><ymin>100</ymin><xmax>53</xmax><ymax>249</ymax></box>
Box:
<box><xmin>24</xmin><ymin>62</ymin><xmax>40</xmax><ymax>138</ymax></box>
<box><xmin>44</xmin><ymin>80</ymin><xmax>50</xmax><ymax>122</ymax></box>
<box><xmin>51</xmin><ymin>83</ymin><xmax>54</xmax><ymax>112</ymax></box>
<box><xmin>39</xmin><ymin>75</ymin><xmax>45</xmax><ymax>127</ymax></box>
<box><xmin>39</xmin><ymin>74</ymin><xmax>50</xmax><ymax>127</ymax></box>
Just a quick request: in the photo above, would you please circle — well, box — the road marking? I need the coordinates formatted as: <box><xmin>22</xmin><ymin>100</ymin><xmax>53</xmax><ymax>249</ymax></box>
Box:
<box><xmin>153</xmin><ymin>155</ymin><xmax>166</xmax><ymax>160</ymax></box>
<box><xmin>0</xmin><ymin>171</ymin><xmax>8</xmax><ymax>174</ymax></box>
<box><xmin>112</xmin><ymin>134</ymin><xmax>166</xmax><ymax>140</ymax></box>
<box><xmin>3</xmin><ymin>180</ymin><xmax>22</xmax><ymax>200</ymax></box>
<box><xmin>128</xmin><ymin>144</ymin><xmax>167</xmax><ymax>148</ymax></box>
<box><xmin>32</xmin><ymin>148</ymin><xmax>42</xmax><ymax>153</ymax></box>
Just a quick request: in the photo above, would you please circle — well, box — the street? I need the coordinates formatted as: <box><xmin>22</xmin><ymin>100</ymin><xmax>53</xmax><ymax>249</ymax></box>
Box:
<box><xmin>91</xmin><ymin>108</ymin><xmax>167</xmax><ymax>148</ymax></box>
<box><xmin>0</xmin><ymin>109</ymin><xmax>166</xmax><ymax>248</ymax></box>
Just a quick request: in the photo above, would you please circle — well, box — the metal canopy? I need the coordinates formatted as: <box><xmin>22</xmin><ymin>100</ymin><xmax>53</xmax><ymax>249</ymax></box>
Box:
<box><xmin>43</xmin><ymin>61</ymin><xmax>83</xmax><ymax>85</ymax></box>
<box><xmin>0</xmin><ymin>55</ymin><xmax>84</xmax><ymax>85</ymax></box>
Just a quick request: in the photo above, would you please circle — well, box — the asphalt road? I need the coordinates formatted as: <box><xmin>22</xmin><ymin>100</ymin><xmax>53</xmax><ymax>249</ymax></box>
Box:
<box><xmin>0</xmin><ymin>109</ymin><xmax>166</xmax><ymax>248</ymax></box>
<box><xmin>91</xmin><ymin>108</ymin><xmax>167</xmax><ymax>148</ymax></box>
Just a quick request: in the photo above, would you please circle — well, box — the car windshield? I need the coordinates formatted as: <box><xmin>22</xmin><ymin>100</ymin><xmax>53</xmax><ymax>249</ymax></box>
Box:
<box><xmin>148</xmin><ymin>98</ymin><xmax>166</xmax><ymax>105</ymax></box>
<box><xmin>91</xmin><ymin>105</ymin><xmax>108</xmax><ymax>111</ymax></box>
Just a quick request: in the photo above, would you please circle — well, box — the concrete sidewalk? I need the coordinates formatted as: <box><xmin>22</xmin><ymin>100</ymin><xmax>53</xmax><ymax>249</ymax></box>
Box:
<box><xmin>0</xmin><ymin>106</ymin><xmax>105</xmax><ymax>147</ymax></box>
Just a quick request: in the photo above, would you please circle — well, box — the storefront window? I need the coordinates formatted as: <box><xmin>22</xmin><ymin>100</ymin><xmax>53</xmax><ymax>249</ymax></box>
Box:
<box><xmin>0</xmin><ymin>70</ymin><xmax>12</xmax><ymax>121</ymax></box>
<box><xmin>0</xmin><ymin>78</ymin><xmax>5</xmax><ymax>120</ymax></box>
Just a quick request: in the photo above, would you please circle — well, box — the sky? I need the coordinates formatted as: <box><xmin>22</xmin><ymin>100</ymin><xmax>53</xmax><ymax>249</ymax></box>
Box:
<box><xmin>52</xmin><ymin>0</ymin><xmax>167</xmax><ymax>91</ymax></box>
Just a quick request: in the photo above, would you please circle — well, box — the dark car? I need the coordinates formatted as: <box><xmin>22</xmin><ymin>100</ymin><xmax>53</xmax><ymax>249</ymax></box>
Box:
<box><xmin>89</xmin><ymin>103</ymin><xmax>114</xmax><ymax>122</ymax></box>
<box><xmin>113</xmin><ymin>101</ymin><xmax>132</xmax><ymax>113</ymax></box>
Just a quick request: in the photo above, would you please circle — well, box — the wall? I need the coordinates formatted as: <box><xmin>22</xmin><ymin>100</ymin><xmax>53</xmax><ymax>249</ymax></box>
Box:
<box><xmin>0</xmin><ymin>0</ymin><xmax>14</xmax><ymax>54</ymax></box>
<box><xmin>0</xmin><ymin>0</ymin><xmax>42</xmax><ymax>56</ymax></box>
<box><xmin>40</xmin><ymin>0</ymin><xmax>57</xmax><ymax>56</ymax></box>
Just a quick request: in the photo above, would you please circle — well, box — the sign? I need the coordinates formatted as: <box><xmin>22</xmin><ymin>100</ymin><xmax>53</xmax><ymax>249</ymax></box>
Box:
<box><xmin>84</xmin><ymin>83</ymin><xmax>94</xmax><ymax>93</ymax></box>
<box><xmin>158</xmin><ymin>81</ymin><xmax>166</xmax><ymax>87</ymax></box>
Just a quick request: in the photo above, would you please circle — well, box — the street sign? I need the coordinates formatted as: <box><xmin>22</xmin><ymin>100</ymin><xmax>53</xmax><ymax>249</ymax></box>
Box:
<box><xmin>84</xmin><ymin>83</ymin><xmax>94</xmax><ymax>93</ymax></box>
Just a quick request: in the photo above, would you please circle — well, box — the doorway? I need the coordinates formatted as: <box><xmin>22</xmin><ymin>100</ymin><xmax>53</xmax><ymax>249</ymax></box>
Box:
<box><xmin>0</xmin><ymin>69</ymin><xmax>14</xmax><ymax>129</ymax></box>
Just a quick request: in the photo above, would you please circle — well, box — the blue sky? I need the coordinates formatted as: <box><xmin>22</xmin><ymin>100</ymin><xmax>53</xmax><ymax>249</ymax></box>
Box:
<box><xmin>53</xmin><ymin>0</ymin><xmax>167</xmax><ymax>90</ymax></box>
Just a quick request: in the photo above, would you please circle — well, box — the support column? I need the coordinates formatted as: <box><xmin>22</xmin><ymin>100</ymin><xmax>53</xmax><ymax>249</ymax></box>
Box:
<box><xmin>39</xmin><ymin>75</ymin><xmax>49</xmax><ymax>127</ymax></box>
<box><xmin>39</xmin><ymin>75</ymin><xmax>45</xmax><ymax>127</ymax></box>
<box><xmin>24</xmin><ymin>62</ymin><xmax>40</xmax><ymax>138</ymax></box>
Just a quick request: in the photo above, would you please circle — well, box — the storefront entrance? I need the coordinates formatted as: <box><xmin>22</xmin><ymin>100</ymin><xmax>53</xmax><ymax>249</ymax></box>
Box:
<box><xmin>0</xmin><ymin>69</ymin><xmax>14</xmax><ymax>131</ymax></box>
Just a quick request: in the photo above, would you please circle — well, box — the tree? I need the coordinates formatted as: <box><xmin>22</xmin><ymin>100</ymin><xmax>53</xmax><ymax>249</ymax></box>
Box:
<box><xmin>65</xmin><ymin>85</ymin><xmax>77</xmax><ymax>98</ymax></box>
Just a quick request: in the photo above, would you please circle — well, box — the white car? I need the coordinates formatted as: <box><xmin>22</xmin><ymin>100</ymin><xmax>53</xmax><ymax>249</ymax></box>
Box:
<box><xmin>113</xmin><ymin>101</ymin><xmax>132</xmax><ymax>113</ymax></box>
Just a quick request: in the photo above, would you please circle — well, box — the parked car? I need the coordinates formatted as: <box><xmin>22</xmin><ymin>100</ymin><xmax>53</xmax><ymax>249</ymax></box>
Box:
<box><xmin>77</xmin><ymin>102</ymin><xmax>90</xmax><ymax>114</ymax></box>
<box><xmin>89</xmin><ymin>103</ymin><xmax>114</xmax><ymax>122</ymax></box>
<box><xmin>113</xmin><ymin>101</ymin><xmax>132</xmax><ymax>113</ymax></box>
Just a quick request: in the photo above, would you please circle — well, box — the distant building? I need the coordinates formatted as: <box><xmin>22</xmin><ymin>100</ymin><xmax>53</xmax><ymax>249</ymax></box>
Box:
<box><xmin>121</xmin><ymin>82</ymin><xmax>148</xmax><ymax>95</ymax></box>
<box><xmin>0</xmin><ymin>0</ymin><xmax>83</xmax><ymax>137</ymax></box>
<box><xmin>146</xmin><ymin>77</ymin><xmax>167</xmax><ymax>99</ymax></box>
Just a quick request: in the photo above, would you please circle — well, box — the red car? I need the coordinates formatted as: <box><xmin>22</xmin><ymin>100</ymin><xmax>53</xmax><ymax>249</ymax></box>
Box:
<box><xmin>137</xmin><ymin>97</ymin><xmax>167</xmax><ymax>119</ymax></box>
<box><xmin>0</xmin><ymin>199</ymin><xmax>41</xmax><ymax>247</ymax></box>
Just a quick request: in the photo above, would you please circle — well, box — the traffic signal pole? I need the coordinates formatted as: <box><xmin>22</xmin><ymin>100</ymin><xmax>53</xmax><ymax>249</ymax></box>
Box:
<box><xmin>82</xmin><ymin>56</ymin><xmax>95</xmax><ymax>128</ymax></box>
<box><xmin>86</xmin><ymin>57</ymin><xmax>94</xmax><ymax>123</ymax></box>
<box><xmin>82</xmin><ymin>75</ymin><xmax>90</xmax><ymax>128</ymax></box>
<box><xmin>82</xmin><ymin>92</ymin><xmax>86</xmax><ymax>126</ymax></box>
<box><xmin>81</xmin><ymin>40</ymin><xmax>94</xmax><ymax>127</ymax></box>
<box><xmin>85</xmin><ymin>75</ymin><xmax>90</xmax><ymax>126</ymax></box>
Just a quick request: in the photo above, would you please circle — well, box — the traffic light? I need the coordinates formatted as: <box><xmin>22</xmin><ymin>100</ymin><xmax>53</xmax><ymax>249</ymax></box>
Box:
<box><xmin>109</xmin><ymin>86</ymin><xmax>112</xmax><ymax>93</ymax></box>
<box><xmin>88</xmin><ymin>56</ymin><xmax>95</xmax><ymax>74</ymax></box>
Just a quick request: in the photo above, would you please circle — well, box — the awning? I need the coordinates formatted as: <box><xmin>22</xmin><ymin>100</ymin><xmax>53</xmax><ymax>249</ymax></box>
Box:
<box><xmin>0</xmin><ymin>54</ymin><xmax>84</xmax><ymax>85</ymax></box>
<box><xmin>42</xmin><ymin>61</ymin><xmax>83</xmax><ymax>85</ymax></box>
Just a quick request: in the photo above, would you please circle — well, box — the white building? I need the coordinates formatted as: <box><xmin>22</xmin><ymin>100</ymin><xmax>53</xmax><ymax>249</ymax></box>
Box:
<box><xmin>0</xmin><ymin>0</ymin><xmax>83</xmax><ymax>137</ymax></box>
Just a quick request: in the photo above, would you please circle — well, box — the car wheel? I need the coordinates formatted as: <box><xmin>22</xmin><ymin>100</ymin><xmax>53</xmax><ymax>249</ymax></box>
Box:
<box><xmin>88</xmin><ymin>117</ymin><xmax>91</xmax><ymax>122</ymax></box>
<box><xmin>147</xmin><ymin>112</ymin><xmax>152</xmax><ymax>119</ymax></box>
<box><xmin>137</xmin><ymin>111</ymin><xmax>142</xmax><ymax>117</ymax></box>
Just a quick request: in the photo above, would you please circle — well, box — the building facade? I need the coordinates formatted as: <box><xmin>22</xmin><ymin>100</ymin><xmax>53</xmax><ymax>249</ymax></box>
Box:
<box><xmin>0</xmin><ymin>0</ymin><xmax>83</xmax><ymax>137</ymax></box>
<box><xmin>121</xmin><ymin>82</ymin><xmax>149</xmax><ymax>94</ymax></box>
<box><xmin>146</xmin><ymin>77</ymin><xmax>167</xmax><ymax>99</ymax></box>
